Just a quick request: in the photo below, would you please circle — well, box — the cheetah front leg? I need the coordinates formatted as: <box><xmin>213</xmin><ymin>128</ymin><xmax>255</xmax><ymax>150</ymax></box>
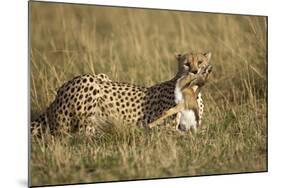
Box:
<box><xmin>148</xmin><ymin>103</ymin><xmax>184</xmax><ymax>129</ymax></box>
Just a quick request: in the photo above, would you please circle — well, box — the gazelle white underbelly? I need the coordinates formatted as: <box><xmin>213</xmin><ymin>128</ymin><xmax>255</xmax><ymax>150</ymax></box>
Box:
<box><xmin>179</xmin><ymin>109</ymin><xmax>197</xmax><ymax>131</ymax></box>
<box><xmin>174</xmin><ymin>86</ymin><xmax>183</xmax><ymax>104</ymax></box>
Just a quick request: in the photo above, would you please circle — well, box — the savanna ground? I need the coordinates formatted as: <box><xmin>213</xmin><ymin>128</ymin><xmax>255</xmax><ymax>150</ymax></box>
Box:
<box><xmin>30</xmin><ymin>2</ymin><xmax>267</xmax><ymax>187</ymax></box>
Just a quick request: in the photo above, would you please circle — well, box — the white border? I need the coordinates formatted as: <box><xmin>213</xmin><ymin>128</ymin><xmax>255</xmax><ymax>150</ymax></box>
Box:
<box><xmin>1</xmin><ymin>0</ymin><xmax>280</xmax><ymax>188</ymax></box>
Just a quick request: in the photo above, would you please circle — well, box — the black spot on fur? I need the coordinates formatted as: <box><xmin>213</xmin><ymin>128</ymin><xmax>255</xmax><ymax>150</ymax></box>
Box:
<box><xmin>87</xmin><ymin>97</ymin><xmax>92</xmax><ymax>102</ymax></box>
<box><xmin>93</xmin><ymin>89</ymin><xmax>97</xmax><ymax>95</ymax></box>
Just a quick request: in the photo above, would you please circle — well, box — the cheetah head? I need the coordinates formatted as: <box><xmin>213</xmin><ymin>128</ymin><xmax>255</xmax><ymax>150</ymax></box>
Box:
<box><xmin>175</xmin><ymin>52</ymin><xmax>212</xmax><ymax>75</ymax></box>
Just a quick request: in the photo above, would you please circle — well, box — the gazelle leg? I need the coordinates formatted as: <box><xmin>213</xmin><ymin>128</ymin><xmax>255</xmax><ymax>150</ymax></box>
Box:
<box><xmin>175</xmin><ymin>112</ymin><xmax>181</xmax><ymax>130</ymax></box>
<box><xmin>148</xmin><ymin>103</ymin><xmax>184</xmax><ymax>128</ymax></box>
<box><xmin>191</xmin><ymin>124</ymin><xmax>197</xmax><ymax>133</ymax></box>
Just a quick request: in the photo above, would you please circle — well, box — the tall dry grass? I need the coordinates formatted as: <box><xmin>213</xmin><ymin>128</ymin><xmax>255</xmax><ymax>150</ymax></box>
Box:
<box><xmin>30</xmin><ymin>2</ymin><xmax>267</xmax><ymax>186</ymax></box>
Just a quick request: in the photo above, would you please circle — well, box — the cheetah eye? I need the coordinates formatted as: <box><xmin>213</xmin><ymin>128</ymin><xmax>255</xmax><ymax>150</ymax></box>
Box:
<box><xmin>198</xmin><ymin>61</ymin><xmax>203</xmax><ymax>64</ymax></box>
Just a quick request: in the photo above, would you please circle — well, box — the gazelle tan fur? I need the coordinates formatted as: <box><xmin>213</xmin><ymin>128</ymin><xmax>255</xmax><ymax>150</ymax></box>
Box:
<box><xmin>148</xmin><ymin>65</ymin><xmax>212</xmax><ymax>132</ymax></box>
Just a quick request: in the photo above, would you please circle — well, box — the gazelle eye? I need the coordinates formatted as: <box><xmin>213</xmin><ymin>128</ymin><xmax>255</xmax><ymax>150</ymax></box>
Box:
<box><xmin>198</xmin><ymin>61</ymin><xmax>203</xmax><ymax>64</ymax></box>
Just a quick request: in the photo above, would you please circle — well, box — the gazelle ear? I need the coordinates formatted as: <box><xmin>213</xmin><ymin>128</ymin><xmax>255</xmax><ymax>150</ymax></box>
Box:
<box><xmin>204</xmin><ymin>52</ymin><xmax>212</xmax><ymax>61</ymax></box>
<box><xmin>174</xmin><ymin>53</ymin><xmax>182</xmax><ymax>61</ymax></box>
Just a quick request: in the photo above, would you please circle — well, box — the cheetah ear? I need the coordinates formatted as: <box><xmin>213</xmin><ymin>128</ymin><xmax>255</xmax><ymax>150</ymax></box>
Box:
<box><xmin>174</xmin><ymin>53</ymin><xmax>182</xmax><ymax>61</ymax></box>
<box><xmin>204</xmin><ymin>52</ymin><xmax>212</xmax><ymax>62</ymax></box>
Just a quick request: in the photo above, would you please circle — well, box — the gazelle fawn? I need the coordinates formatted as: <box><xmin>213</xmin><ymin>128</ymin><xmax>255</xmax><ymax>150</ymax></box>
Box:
<box><xmin>148</xmin><ymin>64</ymin><xmax>212</xmax><ymax>132</ymax></box>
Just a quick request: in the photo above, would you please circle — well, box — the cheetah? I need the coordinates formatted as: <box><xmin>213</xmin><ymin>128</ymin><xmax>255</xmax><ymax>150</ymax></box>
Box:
<box><xmin>31</xmin><ymin>52</ymin><xmax>212</xmax><ymax>136</ymax></box>
<box><xmin>148</xmin><ymin>64</ymin><xmax>213</xmax><ymax>132</ymax></box>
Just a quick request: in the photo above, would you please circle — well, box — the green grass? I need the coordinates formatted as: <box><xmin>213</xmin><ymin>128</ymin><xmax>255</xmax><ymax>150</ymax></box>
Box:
<box><xmin>30</xmin><ymin>2</ymin><xmax>267</xmax><ymax>186</ymax></box>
